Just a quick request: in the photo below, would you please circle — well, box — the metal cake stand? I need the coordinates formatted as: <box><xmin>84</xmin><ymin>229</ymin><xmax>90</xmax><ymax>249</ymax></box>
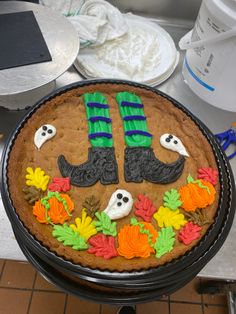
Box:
<box><xmin>0</xmin><ymin>1</ymin><xmax>80</xmax><ymax>107</ymax></box>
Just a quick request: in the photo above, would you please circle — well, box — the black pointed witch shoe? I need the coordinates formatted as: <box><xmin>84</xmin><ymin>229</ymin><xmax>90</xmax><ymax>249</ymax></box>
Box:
<box><xmin>124</xmin><ymin>147</ymin><xmax>185</xmax><ymax>184</ymax></box>
<box><xmin>58</xmin><ymin>147</ymin><xmax>119</xmax><ymax>187</ymax></box>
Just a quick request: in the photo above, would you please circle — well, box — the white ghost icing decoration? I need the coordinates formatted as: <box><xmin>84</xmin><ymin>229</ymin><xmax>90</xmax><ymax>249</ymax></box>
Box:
<box><xmin>160</xmin><ymin>133</ymin><xmax>189</xmax><ymax>157</ymax></box>
<box><xmin>104</xmin><ymin>189</ymin><xmax>133</xmax><ymax>220</ymax></box>
<box><xmin>34</xmin><ymin>124</ymin><xmax>56</xmax><ymax>149</ymax></box>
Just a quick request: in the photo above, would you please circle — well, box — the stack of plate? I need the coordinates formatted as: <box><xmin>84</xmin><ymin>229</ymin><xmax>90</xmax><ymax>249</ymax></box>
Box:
<box><xmin>1</xmin><ymin>80</ymin><xmax>235</xmax><ymax>305</ymax></box>
<box><xmin>74</xmin><ymin>16</ymin><xmax>179</xmax><ymax>87</ymax></box>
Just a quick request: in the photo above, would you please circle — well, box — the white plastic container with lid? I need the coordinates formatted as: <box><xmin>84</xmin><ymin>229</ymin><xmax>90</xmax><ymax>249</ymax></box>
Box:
<box><xmin>179</xmin><ymin>0</ymin><xmax>236</xmax><ymax>112</ymax></box>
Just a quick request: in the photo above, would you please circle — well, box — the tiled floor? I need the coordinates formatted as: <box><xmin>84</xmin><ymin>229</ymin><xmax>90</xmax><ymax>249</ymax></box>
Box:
<box><xmin>0</xmin><ymin>259</ymin><xmax>228</xmax><ymax>314</ymax></box>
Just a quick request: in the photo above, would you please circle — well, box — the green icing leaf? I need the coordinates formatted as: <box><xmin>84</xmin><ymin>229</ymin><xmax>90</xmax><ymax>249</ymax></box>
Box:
<box><xmin>94</xmin><ymin>212</ymin><xmax>117</xmax><ymax>236</ymax></box>
<box><xmin>52</xmin><ymin>224</ymin><xmax>88</xmax><ymax>250</ymax></box>
<box><xmin>154</xmin><ymin>226</ymin><xmax>175</xmax><ymax>258</ymax></box>
<box><xmin>163</xmin><ymin>189</ymin><xmax>182</xmax><ymax>211</ymax></box>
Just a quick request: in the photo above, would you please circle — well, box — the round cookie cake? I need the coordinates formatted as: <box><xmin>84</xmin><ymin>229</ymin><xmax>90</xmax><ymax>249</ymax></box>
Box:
<box><xmin>5</xmin><ymin>80</ymin><xmax>221</xmax><ymax>272</ymax></box>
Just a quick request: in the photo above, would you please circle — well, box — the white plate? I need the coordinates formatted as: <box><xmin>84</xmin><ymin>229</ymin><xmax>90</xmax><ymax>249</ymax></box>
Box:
<box><xmin>74</xmin><ymin>15</ymin><xmax>179</xmax><ymax>86</ymax></box>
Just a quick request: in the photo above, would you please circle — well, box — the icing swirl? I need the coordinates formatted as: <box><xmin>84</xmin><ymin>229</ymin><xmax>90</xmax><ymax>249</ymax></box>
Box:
<box><xmin>33</xmin><ymin>193</ymin><xmax>74</xmax><ymax>224</ymax></box>
<box><xmin>94</xmin><ymin>211</ymin><xmax>117</xmax><ymax>236</ymax></box>
<box><xmin>117</xmin><ymin>222</ymin><xmax>158</xmax><ymax>259</ymax></box>
<box><xmin>154</xmin><ymin>206</ymin><xmax>187</xmax><ymax>230</ymax></box>
<box><xmin>154</xmin><ymin>226</ymin><xmax>175</xmax><ymax>258</ymax></box>
<box><xmin>82</xmin><ymin>195</ymin><xmax>101</xmax><ymax>218</ymax></box>
<box><xmin>178</xmin><ymin>222</ymin><xmax>202</xmax><ymax>245</ymax></box>
<box><xmin>88</xmin><ymin>234</ymin><xmax>118</xmax><ymax>259</ymax></box>
<box><xmin>179</xmin><ymin>179</ymin><xmax>216</xmax><ymax>212</ymax></box>
<box><xmin>48</xmin><ymin>177</ymin><xmax>71</xmax><ymax>192</ymax></box>
<box><xmin>70</xmin><ymin>209</ymin><xmax>97</xmax><ymax>240</ymax></box>
<box><xmin>134</xmin><ymin>194</ymin><xmax>156</xmax><ymax>222</ymax></box>
<box><xmin>197</xmin><ymin>167</ymin><xmax>218</xmax><ymax>186</ymax></box>
<box><xmin>26</xmin><ymin>167</ymin><xmax>50</xmax><ymax>192</ymax></box>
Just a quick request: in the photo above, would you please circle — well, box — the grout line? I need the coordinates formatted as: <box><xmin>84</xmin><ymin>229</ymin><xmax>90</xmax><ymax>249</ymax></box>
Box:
<box><xmin>199</xmin><ymin>279</ymin><xmax>205</xmax><ymax>314</ymax></box>
<box><xmin>169</xmin><ymin>300</ymin><xmax>203</xmax><ymax>305</ymax></box>
<box><xmin>0</xmin><ymin>287</ymin><xmax>33</xmax><ymax>291</ymax></box>
<box><xmin>26</xmin><ymin>271</ymin><xmax>37</xmax><ymax>314</ymax></box>
<box><xmin>63</xmin><ymin>293</ymin><xmax>68</xmax><ymax>314</ymax></box>
<box><xmin>0</xmin><ymin>260</ymin><xmax>6</xmax><ymax>282</ymax></box>
<box><xmin>33</xmin><ymin>287</ymin><xmax>64</xmax><ymax>293</ymax></box>
<box><xmin>168</xmin><ymin>296</ymin><xmax>171</xmax><ymax>314</ymax></box>
<box><xmin>202</xmin><ymin>304</ymin><xmax>227</xmax><ymax>308</ymax></box>
<box><xmin>0</xmin><ymin>286</ymin><xmax>65</xmax><ymax>293</ymax></box>
<box><xmin>169</xmin><ymin>299</ymin><xmax>226</xmax><ymax>306</ymax></box>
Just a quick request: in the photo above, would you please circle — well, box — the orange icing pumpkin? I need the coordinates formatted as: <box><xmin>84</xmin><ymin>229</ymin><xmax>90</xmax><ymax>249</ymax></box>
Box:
<box><xmin>179</xmin><ymin>179</ymin><xmax>215</xmax><ymax>212</ymax></box>
<box><xmin>117</xmin><ymin>222</ymin><xmax>158</xmax><ymax>259</ymax></box>
<box><xmin>33</xmin><ymin>193</ymin><xmax>74</xmax><ymax>224</ymax></box>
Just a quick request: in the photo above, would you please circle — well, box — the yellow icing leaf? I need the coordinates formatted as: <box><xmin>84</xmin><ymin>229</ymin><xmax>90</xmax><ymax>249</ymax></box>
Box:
<box><xmin>70</xmin><ymin>208</ymin><xmax>97</xmax><ymax>240</ymax></box>
<box><xmin>25</xmin><ymin>167</ymin><xmax>50</xmax><ymax>192</ymax></box>
<box><xmin>153</xmin><ymin>206</ymin><xmax>187</xmax><ymax>230</ymax></box>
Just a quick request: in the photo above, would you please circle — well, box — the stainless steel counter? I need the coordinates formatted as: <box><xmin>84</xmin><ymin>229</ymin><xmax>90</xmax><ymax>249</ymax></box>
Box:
<box><xmin>0</xmin><ymin>17</ymin><xmax>236</xmax><ymax>281</ymax></box>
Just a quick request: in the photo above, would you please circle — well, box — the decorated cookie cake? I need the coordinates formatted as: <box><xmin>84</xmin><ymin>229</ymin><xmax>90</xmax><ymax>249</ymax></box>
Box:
<box><xmin>6</xmin><ymin>82</ymin><xmax>220</xmax><ymax>272</ymax></box>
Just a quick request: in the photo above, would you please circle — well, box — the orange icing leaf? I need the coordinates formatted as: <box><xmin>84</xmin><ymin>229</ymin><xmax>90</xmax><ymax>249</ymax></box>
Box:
<box><xmin>33</xmin><ymin>193</ymin><xmax>74</xmax><ymax>224</ymax></box>
<box><xmin>179</xmin><ymin>179</ymin><xmax>216</xmax><ymax>212</ymax></box>
<box><xmin>117</xmin><ymin>222</ymin><xmax>158</xmax><ymax>259</ymax></box>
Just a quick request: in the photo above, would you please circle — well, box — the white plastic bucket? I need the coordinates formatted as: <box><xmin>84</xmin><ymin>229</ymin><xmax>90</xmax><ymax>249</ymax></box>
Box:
<box><xmin>179</xmin><ymin>0</ymin><xmax>236</xmax><ymax>112</ymax></box>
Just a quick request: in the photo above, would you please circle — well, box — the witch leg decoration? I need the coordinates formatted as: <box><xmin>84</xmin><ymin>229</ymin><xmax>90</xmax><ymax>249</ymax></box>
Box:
<box><xmin>116</xmin><ymin>92</ymin><xmax>185</xmax><ymax>184</ymax></box>
<box><xmin>58</xmin><ymin>92</ymin><xmax>118</xmax><ymax>187</ymax></box>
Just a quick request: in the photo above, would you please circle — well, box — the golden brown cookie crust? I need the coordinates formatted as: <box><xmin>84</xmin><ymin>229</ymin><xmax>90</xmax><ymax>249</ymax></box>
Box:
<box><xmin>7</xmin><ymin>83</ymin><xmax>219</xmax><ymax>271</ymax></box>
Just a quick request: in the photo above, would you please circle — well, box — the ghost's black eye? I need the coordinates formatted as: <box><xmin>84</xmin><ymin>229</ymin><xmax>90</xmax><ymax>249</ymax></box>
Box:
<box><xmin>174</xmin><ymin>140</ymin><xmax>178</xmax><ymax>144</ymax></box>
<box><xmin>123</xmin><ymin>197</ymin><xmax>129</xmax><ymax>203</ymax></box>
<box><xmin>169</xmin><ymin>135</ymin><xmax>173</xmax><ymax>139</ymax></box>
<box><xmin>48</xmin><ymin>129</ymin><xmax>53</xmax><ymax>134</ymax></box>
<box><xmin>117</xmin><ymin>202</ymin><xmax>122</xmax><ymax>206</ymax></box>
<box><xmin>42</xmin><ymin>125</ymin><xmax>47</xmax><ymax>131</ymax></box>
<box><xmin>42</xmin><ymin>132</ymin><xmax>46</xmax><ymax>136</ymax></box>
<box><xmin>165</xmin><ymin>138</ymin><xmax>171</xmax><ymax>142</ymax></box>
<box><xmin>117</xmin><ymin>193</ymin><xmax>123</xmax><ymax>199</ymax></box>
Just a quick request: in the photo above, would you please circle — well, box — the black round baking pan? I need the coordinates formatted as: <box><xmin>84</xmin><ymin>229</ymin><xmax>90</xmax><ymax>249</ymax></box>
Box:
<box><xmin>1</xmin><ymin>135</ymin><xmax>232</xmax><ymax>290</ymax></box>
<box><xmin>1</xmin><ymin>79</ymin><xmax>233</xmax><ymax>285</ymax></box>
<box><xmin>8</xmin><ymin>149</ymin><xmax>233</xmax><ymax>291</ymax></box>
<box><xmin>10</xmin><ymin>158</ymin><xmax>235</xmax><ymax>292</ymax></box>
<box><xmin>12</xmin><ymin>202</ymin><xmax>233</xmax><ymax>295</ymax></box>
<box><xmin>1</xmin><ymin>79</ymin><xmax>235</xmax><ymax>288</ymax></box>
<box><xmin>14</xmin><ymin>226</ymin><xmax>200</xmax><ymax>305</ymax></box>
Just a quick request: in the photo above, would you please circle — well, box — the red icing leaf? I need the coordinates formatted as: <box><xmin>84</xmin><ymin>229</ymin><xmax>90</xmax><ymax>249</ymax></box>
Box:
<box><xmin>88</xmin><ymin>234</ymin><xmax>118</xmax><ymax>259</ymax></box>
<box><xmin>48</xmin><ymin>177</ymin><xmax>71</xmax><ymax>192</ymax></box>
<box><xmin>134</xmin><ymin>194</ymin><xmax>156</xmax><ymax>222</ymax></box>
<box><xmin>197</xmin><ymin>168</ymin><xmax>218</xmax><ymax>186</ymax></box>
<box><xmin>178</xmin><ymin>222</ymin><xmax>202</xmax><ymax>245</ymax></box>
